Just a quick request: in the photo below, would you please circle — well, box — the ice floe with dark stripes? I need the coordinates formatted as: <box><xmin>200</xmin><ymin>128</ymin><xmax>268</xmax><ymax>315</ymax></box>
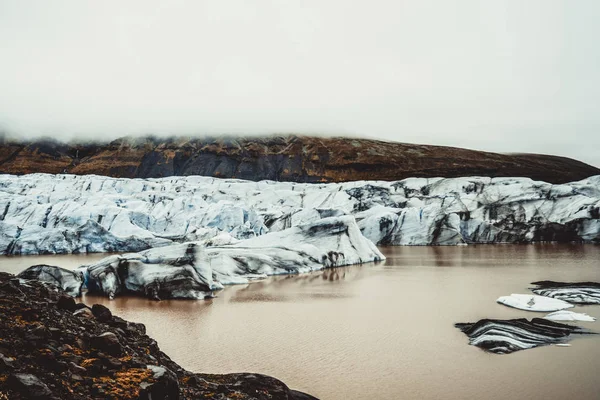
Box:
<box><xmin>455</xmin><ymin>318</ymin><xmax>594</xmax><ymax>354</ymax></box>
<box><xmin>530</xmin><ymin>281</ymin><xmax>600</xmax><ymax>305</ymax></box>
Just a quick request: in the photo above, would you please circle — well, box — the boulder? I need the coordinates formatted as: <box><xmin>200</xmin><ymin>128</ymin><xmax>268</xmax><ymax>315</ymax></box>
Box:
<box><xmin>7</xmin><ymin>373</ymin><xmax>52</xmax><ymax>398</ymax></box>
<box><xmin>56</xmin><ymin>294</ymin><xmax>77</xmax><ymax>312</ymax></box>
<box><xmin>91</xmin><ymin>304</ymin><xmax>113</xmax><ymax>322</ymax></box>
<box><xmin>138</xmin><ymin>365</ymin><xmax>180</xmax><ymax>400</ymax></box>
<box><xmin>90</xmin><ymin>332</ymin><xmax>122</xmax><ymax>357</ymax></box>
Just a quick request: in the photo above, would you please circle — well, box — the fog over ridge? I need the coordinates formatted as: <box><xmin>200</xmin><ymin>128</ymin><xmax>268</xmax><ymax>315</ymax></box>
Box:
<box><xmin>1</xmin><ymin>0</ymin><xmax>599</xmax><ymax>167</ymax></box>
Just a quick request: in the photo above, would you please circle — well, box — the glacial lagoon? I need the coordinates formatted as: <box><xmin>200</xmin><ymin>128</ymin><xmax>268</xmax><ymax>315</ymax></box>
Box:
<box><xmin>2</xmin><ymin>244</ymin><xmax>600</xmax><ymax>400</ymax></box>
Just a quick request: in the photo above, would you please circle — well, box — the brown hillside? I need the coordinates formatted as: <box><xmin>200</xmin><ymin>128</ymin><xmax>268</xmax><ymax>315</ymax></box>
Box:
<box><xmin>1</xmin><ymin>135</ymin><xmax>598</xmax><ymax>184</ymax></box>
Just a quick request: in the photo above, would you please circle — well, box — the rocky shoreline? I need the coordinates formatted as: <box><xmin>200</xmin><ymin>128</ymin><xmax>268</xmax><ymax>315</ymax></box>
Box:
<box><xmin>0</xmin><ymin>272</ymin><xmax>317</xmax><ymax>399</ymax></box>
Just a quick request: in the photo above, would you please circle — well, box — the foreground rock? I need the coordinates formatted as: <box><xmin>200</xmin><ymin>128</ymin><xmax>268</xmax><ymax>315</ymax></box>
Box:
<box><xmin>530</xmin><ymin>281</ymin><xmax>600</xmax><ymax>305</ymax></box>
<box><xmin>1</xmin><ymin>173</ymin><xmax>599</xmax><ymax>255</ymax></box>
<box><xmin>496</xmin><ymin>294</ymin><xmax>574</xmax><ymax>312</ymax></box>
<box><xmin>30</xmin><ymin>217</ymin><xmax>384</xmax><ymax>300</ymax></box>
<box><xmin>0</xmin><ymin>272</ymin><xmax>317</xmax><ymax>399</ymax></box>
<box><xmin>455</xmin><ymin>318</ymin><xmax>594</xmax><ymax>354</ymax></box>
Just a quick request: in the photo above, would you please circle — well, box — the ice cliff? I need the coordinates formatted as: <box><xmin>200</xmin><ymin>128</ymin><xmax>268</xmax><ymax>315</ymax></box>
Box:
<box><xmin>1</xmin><ymin>173</ymin><xmax>599</xmax><ymax>255</ymax></box>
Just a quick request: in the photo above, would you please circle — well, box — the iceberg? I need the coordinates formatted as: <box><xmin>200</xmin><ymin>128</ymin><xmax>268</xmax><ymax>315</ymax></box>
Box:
<box><xmin>18</xmin><ymin>264</ymin><xmax>84</xmax><ymax>297</ymax></box>
<box><xmin>25</xmin><ymin>217</ymin><xmax>385</xmax><ymax>300</ymax></box>
<box><xmin>530</xmin><ymin>281</ymin><xmax>600</xmax><ymax>305</ymax></box>
<box><xmin>496</xmin><ymin>294</ymin><xmax>574</xmax><ymax>312</ymax></box>
<box><xmin>455</xmin><ymin>318</ymin><xmax>593</xmax><ymax>354</ymax></box>
<box><xmin>543</xmin><ymin>310</ymin><xmax>596</xmax><ymax>322</ymax></box>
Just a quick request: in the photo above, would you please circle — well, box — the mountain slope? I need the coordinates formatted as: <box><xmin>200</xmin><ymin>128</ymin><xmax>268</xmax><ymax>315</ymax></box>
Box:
<box><xmin>1</xmin><ymin>135</ymin><xmax>598</xmax><ymax>184</ymax></box>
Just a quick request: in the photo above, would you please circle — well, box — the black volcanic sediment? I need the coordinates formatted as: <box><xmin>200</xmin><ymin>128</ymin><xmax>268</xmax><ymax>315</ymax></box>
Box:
<box><xmin>1</xmin><ymin>135</ymin><xmax>599</xmax><ymax>183</ymax></box>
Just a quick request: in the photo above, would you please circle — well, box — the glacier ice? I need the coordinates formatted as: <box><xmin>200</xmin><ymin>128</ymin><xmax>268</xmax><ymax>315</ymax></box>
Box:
<box><xmin>0</xmin><ymin>173</ymin><xmax>599</xmax><ymax>255</ymax></box>
<box><xmin>530</xmin><ymin>281</ymin><xmax>600</xmax><ymax>305</ymax></box>
<box><xmin>543</xmin><ymin>310</ymin><xmax>596</xmax><ymax>322</ymax></box>
<box><xmin>455</xmin><ymin>318</ymin><xmax>593</xmax><ymax>354</ymax></box>
<box><xmin>30</xmin><ymin>216</ymin><xmax>384</xmax><ymax>300</ymax></box>
<box><xmin>18</xmin><ymin>264</ymin><xmax>84</xmax><ymax>297</ymax></box>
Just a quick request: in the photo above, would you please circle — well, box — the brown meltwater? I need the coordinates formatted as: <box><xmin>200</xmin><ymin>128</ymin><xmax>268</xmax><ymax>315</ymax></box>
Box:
<box><xmin>2</xmin><ymin>244</ymin><xmax>600</xmax><ymax>399</ymax></box>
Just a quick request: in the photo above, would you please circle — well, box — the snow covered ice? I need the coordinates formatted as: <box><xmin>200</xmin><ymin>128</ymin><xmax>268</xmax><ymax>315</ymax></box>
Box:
<box><xmin>497</xmin><ymin>294</ymin><xmax>574</xmax><ymax>312</ymax></box>
<box><xmin>1</xmin><ymin>173</ymin><xmax>599</xmax><ymax>255</ymax></box>
<box><xmin>543</xmin><ymin>310</ymin><xmax>596</xmax><ymax>322</ymax></box>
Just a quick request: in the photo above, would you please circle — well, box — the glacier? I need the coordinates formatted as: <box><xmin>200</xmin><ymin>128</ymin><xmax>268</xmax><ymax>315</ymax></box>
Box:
<box><xmin>0</xmin><ymin>173</ymin><xmax>599</xmax><ymax>255</ymax></box>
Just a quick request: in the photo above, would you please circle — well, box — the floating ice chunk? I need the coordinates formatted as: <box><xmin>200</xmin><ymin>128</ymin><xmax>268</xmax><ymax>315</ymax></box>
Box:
<box><xmin>455</xmin><ymin>318</ymin><xmax>591</xmax><ymax>354</ymax></box>
<box><xmin>544</xmin><ymin>310</ymin><xmax>596</xmax><ymax>322</ymax></box>
<box><xmin>497</xmin><ymin>294</ymin><xmax>574</xmax><ymax>312</ymax></box>
<box><xmin>530</xmin><ymin>281</ymin><xmax>600</xmax><ymax>305</ymax></box>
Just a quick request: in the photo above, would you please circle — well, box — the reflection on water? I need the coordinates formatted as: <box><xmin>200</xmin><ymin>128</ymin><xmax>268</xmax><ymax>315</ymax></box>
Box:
<box><xmin>2</xmin><ymin>244</ymin><xmax>600</xmax><ymax>400</ymax></box>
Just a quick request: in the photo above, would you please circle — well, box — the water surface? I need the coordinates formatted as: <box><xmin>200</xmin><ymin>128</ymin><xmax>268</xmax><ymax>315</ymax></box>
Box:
<box><xmin>2</xmin><ymin>244</ymin><xmax>600</xmax><ymax>399</ymax></box>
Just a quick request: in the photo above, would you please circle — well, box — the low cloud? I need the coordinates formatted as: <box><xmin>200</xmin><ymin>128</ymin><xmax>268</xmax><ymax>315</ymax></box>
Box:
<box><xmin>1</xmin><ymin>1</ymin><xmax>599</xmax><ymax>166</ymax></box>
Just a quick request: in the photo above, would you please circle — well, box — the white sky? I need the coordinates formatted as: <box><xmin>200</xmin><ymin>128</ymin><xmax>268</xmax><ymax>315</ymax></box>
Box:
<box><xmin>1</xmin><ymin>0</ymin><xmax>599</xmax><ymax>167</ymax></box>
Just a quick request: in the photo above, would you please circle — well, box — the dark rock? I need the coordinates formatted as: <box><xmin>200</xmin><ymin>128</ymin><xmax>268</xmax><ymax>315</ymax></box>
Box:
<box><xmin>90</xmin><ymin>332</ymin><xmax>122</xmax><ymax>357</ymax></box>
<box><xmin>48</xmin><ymin>327</ymin><xmax>61</xmax><ymax>339</ymax></box>
<box><xmin>57</xmin><ymin>344</ymin><xmax>73</xmax><ymax>353</ymax></box>
<box><xmin>0</xmin><ymin>352</ymin><xmax>15</xmax><ymax>372</ymax></box>
<box><xmin>91</xmin><ymin>304</ymin><xmax>113</xmax><ymax>322</ymax></box>
<box><xmin>73</xmin><ymin>307</ymin><xmax>94</xmax><ymax>319</ymax></box>
<box><xmin>101</xmin><ymin>356</ymin><xmax>122</xmax><ymax>370</ymax></box>
<box><xmin>26</xmin><ymin>324</ymin><xmax>49</xmax><ymax>341</ymax></box>
<box><xmin>0</xmin><ymin>271</ymin><xmax>318</xmax><ymax>399</ymax></box>
<box><xmin>138</xmin><ymin>366</ymin><xmax>180</xmax><ymax>400</ymax></box>
<box><xmin>68</xmin><ymin>362</ymin><xmax>87</xmax><ymax>374</ymax></box>
<box><xmin>130</xmin><ymin>356</ymin><xmax>148</xmax><ymax>368</ymax></box>
<box><xmin>127</xmin><ymin>321</ymin><xmax>146</xmax><ymax>335</ymax></box>
<box><xmin>56</xmin><ymin>295</ymin><xmax>76</xmax><ymax>312</ymax></box>
<box><xmin>7</xmin><ymin>373</ymin><xmax>52</xmax><ymax>398</ymax></box>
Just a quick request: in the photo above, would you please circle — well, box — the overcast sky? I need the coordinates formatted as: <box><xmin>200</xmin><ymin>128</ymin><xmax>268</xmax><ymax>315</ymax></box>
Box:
<box><xmin>1</xmin><ymin>0</ymin><xmax>599</xmax><ymax>166</ymax></box>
